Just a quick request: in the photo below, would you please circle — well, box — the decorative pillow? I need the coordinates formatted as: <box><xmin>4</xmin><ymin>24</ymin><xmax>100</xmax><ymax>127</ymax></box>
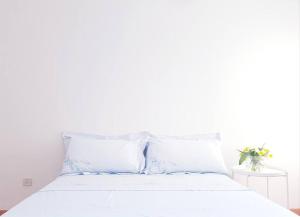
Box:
<box><xmin>145</xmin><ymin>133</ymin><xmax>228</xmax><ymax>174</ymax></box>
<box><xmin>61</xmin><ymin>132</ymin><xmax>149</xmax><ymax>175</ymax></box>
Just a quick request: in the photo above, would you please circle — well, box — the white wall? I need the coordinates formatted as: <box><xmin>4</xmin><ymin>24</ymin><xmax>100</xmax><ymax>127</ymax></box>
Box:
<box><xmin>0</xmin><ymin>0</ymin><xmax>299</xmax><ymax>209</ymax></box>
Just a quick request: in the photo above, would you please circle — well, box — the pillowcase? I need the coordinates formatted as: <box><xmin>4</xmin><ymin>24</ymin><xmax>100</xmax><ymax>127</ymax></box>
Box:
<box><xmin>145</xmin><ymin>133</ymin><xmax>228</xmax><ymax>174</ymax></box>
<box><xmin>61</xmin><ymin>132</ymin><xmax>149</xmax><ymax>175</ymax></box>
<box><xmin>62</xmin><ymin>131</ymin><xmax>149</xmax><ymax>151</ymax></box>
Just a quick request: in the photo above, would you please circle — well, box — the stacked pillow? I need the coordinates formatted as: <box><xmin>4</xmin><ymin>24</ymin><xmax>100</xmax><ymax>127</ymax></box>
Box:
<box><xmin>144</xmin><ymin>133</ymin><xmax>228</xmax><ymax>174</ymax></box>
<box><xmin>61</xmin><ymin>132</ymin><xmax>149</xmax><ymax>175</ymax></box>
<box><xmin>61</xmin><ymin>132</ymin><xmax>228</xmax><ymax>175</ymax></box>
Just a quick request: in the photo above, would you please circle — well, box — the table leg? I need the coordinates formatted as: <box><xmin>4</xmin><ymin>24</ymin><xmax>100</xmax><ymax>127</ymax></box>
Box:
<box><xmin>286</xmin><ymin>175</ymin><xmax>289</xmax><ymax>208</ymax></box>
<box><xmin>246</xmin><ymin>175</ymin><xmax>249</xmax><ymax>187</ymax></box>
<box><xmin>266</xmin><ymin>177</ymin><xmax>269</xmax><ymax>198</ymax></box>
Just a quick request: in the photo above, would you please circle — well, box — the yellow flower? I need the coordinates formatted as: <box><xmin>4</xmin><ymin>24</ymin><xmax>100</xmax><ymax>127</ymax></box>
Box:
<box><xmin>258</xmin><ymin>151</ymin><xmax>264</xmax><ymax>156</ymax></box>
<box><xmin>243</xmin><ymin>147</ymin><xmax>250</xmax><ymax>152</ymax></box>
<box><xmin>263</xmin><ymin>148</ymin><xmax>269</xmax><ymax>153</ymax></box>
<box><xmin>268</xmin><ymin>154</ymin><xmax>273</xmax><ymax>158</ymax></box>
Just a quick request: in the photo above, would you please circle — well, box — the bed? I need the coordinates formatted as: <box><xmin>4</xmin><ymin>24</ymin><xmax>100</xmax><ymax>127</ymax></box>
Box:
<box><xmin>3</xmin><ymin>173</ymin><xmax>297</xmax><ymax>217</ymax></box>
<box><xmin>4</xmin><ymin>131</ymin><xmax>297</xmax><ymax>217</ymax></box>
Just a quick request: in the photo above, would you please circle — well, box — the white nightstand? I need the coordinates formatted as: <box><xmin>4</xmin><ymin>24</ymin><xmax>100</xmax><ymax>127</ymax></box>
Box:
<box><xmin>232</xmin><ymin>166</ymin><xmax>289</xmax><ymax>208</ymax></box>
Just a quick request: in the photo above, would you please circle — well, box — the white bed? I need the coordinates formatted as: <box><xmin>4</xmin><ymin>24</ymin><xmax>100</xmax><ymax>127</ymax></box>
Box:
<box><xmin>3</xmin><ymin>173</ymin><xmax>297</xmax><ymax>217</ymax></box>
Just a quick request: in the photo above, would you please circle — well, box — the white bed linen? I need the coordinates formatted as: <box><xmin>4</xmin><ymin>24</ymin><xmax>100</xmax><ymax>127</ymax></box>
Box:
<box><xmin>3</xmin><ymin>174</ymin><xmax>297</xmax><ymax>217</ymax></box>
<box><xmin>145</xmin><ymin>133</ymin><xmax>228</xmax><ymax>174</ymax></box>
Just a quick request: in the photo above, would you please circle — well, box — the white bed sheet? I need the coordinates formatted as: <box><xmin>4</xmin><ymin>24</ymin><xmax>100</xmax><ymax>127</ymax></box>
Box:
<box><xmin>3</xmin><ymin>174</ymin><xmax>297</xmax><ymax>217</ymax></box>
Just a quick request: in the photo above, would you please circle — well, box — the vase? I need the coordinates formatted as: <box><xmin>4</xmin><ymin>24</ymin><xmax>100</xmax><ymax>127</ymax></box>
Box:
<box><xmin>247</xmin><ymin>156</ymin><xmax>264</xmax><ymax>172</ymax></box>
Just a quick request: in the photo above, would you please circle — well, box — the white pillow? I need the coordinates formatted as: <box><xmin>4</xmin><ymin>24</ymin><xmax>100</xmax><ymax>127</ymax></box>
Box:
<box><xmin>145</xmin><ymin>133</ymin><xmax>228</xmax><ymax>174</ymax></box>
<box><xmin>62</xmin><ymin>131</ymin><xmax>149</xmax><ymax>151</ymax></box>
<box><xmin>61</xmin><ymin>132</ymin><xmax>149</xmax><ymax>175</ymax></box>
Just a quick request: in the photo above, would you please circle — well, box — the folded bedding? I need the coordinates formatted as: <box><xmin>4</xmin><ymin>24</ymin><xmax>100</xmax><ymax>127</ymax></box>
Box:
<box><xmin>42</xmin><ymin>173</ymin><xmax>246</xmax><ymax>191</ymax></box>
<box><xmin>3</xmin><ymin>174</ymin><xmax>297</xmax><ymax>217</ymax></box>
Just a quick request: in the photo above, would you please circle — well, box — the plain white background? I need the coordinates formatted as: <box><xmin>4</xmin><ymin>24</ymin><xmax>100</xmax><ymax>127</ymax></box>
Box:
<box><xmin>0</xmin><ymin>0</ymin><xmax>299</xmax><ymax>209</ymax></box>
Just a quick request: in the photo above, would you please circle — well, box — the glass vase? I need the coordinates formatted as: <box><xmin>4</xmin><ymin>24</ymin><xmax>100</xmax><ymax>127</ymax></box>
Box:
<box><xmin>248</xmin><ymin>156</ymin><xmax>264</xmax><ymax>172</ymax></box>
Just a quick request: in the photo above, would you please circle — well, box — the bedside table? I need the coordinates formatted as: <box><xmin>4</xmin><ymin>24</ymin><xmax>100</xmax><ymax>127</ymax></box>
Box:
<box><xmin>0</xmin><ymin>210</ymin><xmax>7</xmax><ymax>216</ymax></box>
<box><xmin>232</xmin><ymin>166</ymin><xmax>289</xmax><ymax>208</ymax></box>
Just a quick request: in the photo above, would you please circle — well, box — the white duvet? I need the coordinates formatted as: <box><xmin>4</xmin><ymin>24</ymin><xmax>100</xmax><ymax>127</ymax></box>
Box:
<box><xmin>3</xmin><ymin>174</ymin><xmax>297</xmax><ymax>217</ymax></box>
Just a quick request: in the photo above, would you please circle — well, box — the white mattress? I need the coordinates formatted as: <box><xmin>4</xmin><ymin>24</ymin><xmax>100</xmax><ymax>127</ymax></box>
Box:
<box><xmin>3</xmin><ymin>173</ymin><xmax>297</xmax><ymax>217</ymax></box>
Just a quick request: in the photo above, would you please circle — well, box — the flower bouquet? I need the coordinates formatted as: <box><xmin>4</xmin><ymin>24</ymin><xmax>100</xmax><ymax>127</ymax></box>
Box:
<box><xmin>238</xmin><ymin>145</ymin><xmax>272</xmax><ymax>172</ymax></box>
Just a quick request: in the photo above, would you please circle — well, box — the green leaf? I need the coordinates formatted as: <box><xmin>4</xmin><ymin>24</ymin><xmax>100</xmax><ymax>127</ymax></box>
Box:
<box><xmin>239</xmin><ymin>153</ymin><xmax>248</xmax><ymax>165</ymax></box>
